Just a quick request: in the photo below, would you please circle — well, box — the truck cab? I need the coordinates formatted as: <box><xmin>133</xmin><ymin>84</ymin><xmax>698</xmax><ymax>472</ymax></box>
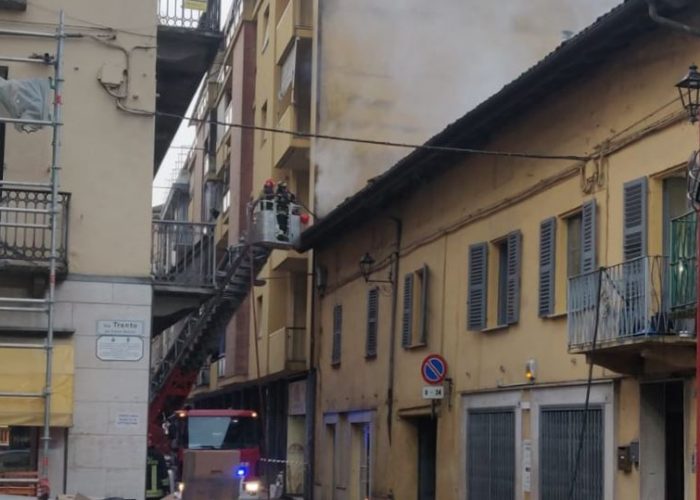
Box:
<box><xmin>167</xmin><ymin>409</ymin><xmax>263</xmax><ymax>499</ymax></box>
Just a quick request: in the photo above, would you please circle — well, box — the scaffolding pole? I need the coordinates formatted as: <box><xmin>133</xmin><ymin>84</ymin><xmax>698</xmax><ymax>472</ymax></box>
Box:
<box><xmin>0</xmin><ymin>10</ymin><xmax>65</xmax><ymax>498</ymax></box>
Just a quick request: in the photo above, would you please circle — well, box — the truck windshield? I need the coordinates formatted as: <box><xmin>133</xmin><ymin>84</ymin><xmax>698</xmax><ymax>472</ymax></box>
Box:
<box><xmin>187</xmin><ymin>416</ymin><xmax>258</xmax><ymax>450</ymax></box>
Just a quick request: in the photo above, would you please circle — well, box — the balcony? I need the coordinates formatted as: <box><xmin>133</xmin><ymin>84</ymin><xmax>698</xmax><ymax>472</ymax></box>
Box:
<box><xmin>273</xmin><ymin>104</ymin><xmax>310</xmax><ymax>171</ymax></box>
<box><xmin>275</xmin><ymin>0</ymin><xmax>313</xmax><ymax>61</ymax></box>
<box><xmin>568</xmin><ymin>256</ymin><xmax>695</xmax><ymax>375</ymax></box>
<box><xmin>0</xmin><ymin>187</ymin><xmax>70</xmax><ymax>276</ymax></box>
<box><xmin>151</xmin><ymin>220</ymin><xmax>217</xmax><ymax>334</ymax></box>
<box><xmin>155</xmin><ymin>0</ymin><xmax>222</xmax><ymax>172</ymax></box>
<box><xmin>268</xmin><ymin>327</ymin><xmax>306</xmax><ymax>375</ymax></box>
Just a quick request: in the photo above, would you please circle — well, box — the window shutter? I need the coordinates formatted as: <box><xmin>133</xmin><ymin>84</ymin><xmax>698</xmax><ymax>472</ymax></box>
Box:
<box><xmin>332</xmin><ymin>304</ymin><xmax>342</xmax><ymax>365</ymax></box>
<box><xmin>538</xmin><ymin>218</ymin><xmax>556</xmax><ymax>317</ymax></box>
<box><xmin>401</xmin><ymin>273</ymin><xmax>414</xmax><ymax>347</ymax></box>
<box><xmin>623</xmin><ymin>178</ymin><xmax>647</xmax><ymax>261</ymax></box>
<box><xmin>581</xmin><ymin>199</ymin><xmax>597</xmax><ymax>273</ymax></box>
<box><xmin>506</xmin><ymin>230</ymin><xmax>522</xmax><ymax>324</ymax></box>
<box><xmin>468</xmin><ymin>243</ymin><xmax>488</xmax><ymax>330</ymax></box>
<box><xmin>366</xmin><ymin>288</ymin><xmax>378</xmax><ymax>358</ymax></box>
<box><xmin>419</xmin><ymin>264</ymin><xmax>429</xmax><ymax>345</ymax></box>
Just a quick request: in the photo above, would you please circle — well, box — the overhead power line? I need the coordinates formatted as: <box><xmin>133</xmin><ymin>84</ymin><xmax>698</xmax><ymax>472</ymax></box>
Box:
<box><xmin>153</xmin><ymin>110</ymin><xmax>592</xmax><ymax>162</ymax></box>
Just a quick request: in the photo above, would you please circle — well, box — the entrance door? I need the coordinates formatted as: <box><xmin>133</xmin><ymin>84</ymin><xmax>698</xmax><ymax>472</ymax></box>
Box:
<box><xmin>640</xmin><ymin>381</ymin><xmax>685</xmax><ymax>500</ymax></box>
<box><xmin>416</xmin><ymin>417</ymin><xmax>437</xmax><ymax>500</ymax></box>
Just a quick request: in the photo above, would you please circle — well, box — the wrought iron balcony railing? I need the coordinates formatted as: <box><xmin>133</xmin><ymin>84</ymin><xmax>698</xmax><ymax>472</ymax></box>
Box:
<box><xmin>568</xmin><ymin>256</ymin><xmax>674</xmax><ymax>350</ymax></box>
<box><xmin>670</xmin><ymin>211</ymin><xmax>696</xmax><ymax>315</ymax></box>
<box><xmin>158</xmin><ymin>0</ymin><xmax>221</xmax><ymax>31</ymax></box>
<box><xmin>0</xmin><ymin>187</ymin><xmax>70</xmax><ymax>272</ymax></box>
<box><xmin>151</xmin><ymin>220</ymin><xmax>216</xmax><ymax>288</ymax></box>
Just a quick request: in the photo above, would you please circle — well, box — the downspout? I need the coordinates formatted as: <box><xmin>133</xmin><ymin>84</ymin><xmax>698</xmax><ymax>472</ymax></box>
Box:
<box><xmin>386</xmin><ymin>217</ymin><xmax>403</xmax><ymax>443</ymax></box>
<box><xmin>647</xmin><ymin>0</ymin><xmax>700</xmax><ymax>37</ymax></box>
<box><xmin>305</xmin><ymin>251</ymin><xmax>318</xmax><ymax>500</ymax></box>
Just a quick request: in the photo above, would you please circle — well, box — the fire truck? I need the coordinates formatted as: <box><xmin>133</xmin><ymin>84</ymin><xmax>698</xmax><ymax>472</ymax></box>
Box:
<box><xmin>166</xmin><ymin>409</ymin><xmax>265</xmax><ymax>499</ymax></box>
<box><xmin>149</xmin><ymin>183</ymin><xmax>305</xmax><ymax>499</ymax></box>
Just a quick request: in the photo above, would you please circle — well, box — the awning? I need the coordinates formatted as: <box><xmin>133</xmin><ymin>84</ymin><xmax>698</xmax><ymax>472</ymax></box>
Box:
<box><xmin>0</xmin><ymin>341</ymin><xmax>73</xmax><ymax>427</ymax></box>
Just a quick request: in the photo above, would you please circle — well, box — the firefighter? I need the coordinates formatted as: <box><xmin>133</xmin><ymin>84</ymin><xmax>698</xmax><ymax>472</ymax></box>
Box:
<box><xmin>275</xmin><ymin>181</ymin><xmax>294</xmax><ymax>241</ymax></box>
<box><xmin>146</xmin><ymin>434</ymin><xmax>171</xmax><ymax>499</ymax></box>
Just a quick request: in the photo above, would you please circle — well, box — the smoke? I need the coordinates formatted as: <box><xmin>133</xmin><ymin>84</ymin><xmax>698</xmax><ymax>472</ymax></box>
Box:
<box><xmin>314</xmin><ymin>0</ymin><xmax>622</xmax><ymax>215</ymax></box>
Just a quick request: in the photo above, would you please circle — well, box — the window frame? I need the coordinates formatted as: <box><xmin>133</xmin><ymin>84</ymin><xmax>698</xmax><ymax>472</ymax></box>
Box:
<box><xmin>401</xmin><ymin>264</ymin><xmax>429</xmax><ymax>348</ymax></box>
<box><xmin>365</xmin><ymin>287</ymin><xmax>379</xmax><ymax>359</ymax></box>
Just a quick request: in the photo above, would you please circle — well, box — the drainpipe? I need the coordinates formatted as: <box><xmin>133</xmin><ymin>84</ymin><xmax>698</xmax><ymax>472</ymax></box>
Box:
<box><xmin>305</xmin><ymin>251</ymin><xmax>318</xmax><ymax>500</ymax></box>
<box><xmin>386</xmin><ymin>217</ymin><xmax>403</xmax><ymax>443</ymax></box>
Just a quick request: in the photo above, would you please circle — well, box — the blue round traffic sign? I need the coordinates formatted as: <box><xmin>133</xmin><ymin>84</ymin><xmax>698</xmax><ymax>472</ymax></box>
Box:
<box><xmin>421</xmin><ymin>354</ymin><xmax>447</xmax><ymax>385</ymax></box>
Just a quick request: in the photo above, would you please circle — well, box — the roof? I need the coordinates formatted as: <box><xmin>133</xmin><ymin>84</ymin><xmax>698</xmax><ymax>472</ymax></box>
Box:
<box><xmin>299</xmin><ymin>0</ymin><xmax>690</xmax><ymax>251</ymax></box>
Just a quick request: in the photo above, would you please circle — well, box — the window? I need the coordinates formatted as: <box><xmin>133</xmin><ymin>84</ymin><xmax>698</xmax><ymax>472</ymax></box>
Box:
<box><xmin>331</xmin><ymin>304</ymin><xmax>342</xmax><ymax>366</ymax></box>
<box><xmin>260</xmin><ymin>101</ymin><xmax>268</xmax><ymax>146</ymax></box>
<box><xmin>261</xmin><ymin>5</ymin><xmax>270</xmax><ymax>52</ymax></box>
<box><xmin>469</xmin><ymin>231</ymin><xmax>521</xmax><ymax>330</ymax></box>
<box><xmin>466</xmin><ymin>410</ymin><xmax>515</xmax><ymax>499</ymax></box>
<box><xmin>663</xmin><ymin>176</ymin><xmax>689</xmax><ymax>256</ymax></box>
<box><xmin>401</xmin><ymin>264</ymin><xmax>429</xmax><ymax>348</ymax></box>
<box><xmin>0</xmin><ymin>427</ymin><xmax>38</xmax><ymax>474</ymax></box>
<box><xmin>366</xmin><ymin>288</ymin><xmax>378</xmax><ymax>358</ymax></box>
<box><xmin>539</xmin><ymin>200</ymin><xmax>596</xmax><ymax>316</ymax></box>
<box><xmin>540</xmin><ymin>407</ymin><xmax>603</xmax><ymax>500</ymax></box>
<box><xmin>566</xmin><ymin>213</ymin><xmax>583</xmax><ymax>278</ymax></box>
<box><xmin>496</xmin><ymin>239</ymin><xmax>510</xmax><ymax>325</ymax></box>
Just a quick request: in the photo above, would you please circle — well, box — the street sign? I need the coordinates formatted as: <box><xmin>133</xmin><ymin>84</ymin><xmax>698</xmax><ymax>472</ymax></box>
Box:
<box><xmin>421</xmin><ymin>354</ymin><xmax>447</xmax><ymax>385</ymax></box>
<box><xmin>422</xmin><ymin>385</ymin><xmax>445</xmax><ymax>399</ymax></box>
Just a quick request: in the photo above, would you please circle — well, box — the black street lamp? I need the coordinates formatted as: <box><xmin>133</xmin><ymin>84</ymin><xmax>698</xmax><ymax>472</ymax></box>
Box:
<box><xmin>676</xmin><ymin>64</ymin><xmax>700</xmax><ymax>123</ymax></box>
<box><xmin>359</xmin><ymin>252</ymin><xmax>393</xmax><ymax>284</ymax></box>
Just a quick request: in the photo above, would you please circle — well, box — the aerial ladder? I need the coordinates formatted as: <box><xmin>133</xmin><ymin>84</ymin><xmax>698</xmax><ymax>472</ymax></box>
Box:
<box><xmin>148</xmin><ymin>189</ymin><xmax>306</xmax><ymax>449</ymax></box>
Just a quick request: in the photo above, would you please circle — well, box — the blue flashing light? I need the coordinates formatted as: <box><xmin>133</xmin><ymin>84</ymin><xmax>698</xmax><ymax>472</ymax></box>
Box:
<box><xmin>236</xmin><ymin>466</ymin><xmax>248</xmax><ymax>478</ymax></box>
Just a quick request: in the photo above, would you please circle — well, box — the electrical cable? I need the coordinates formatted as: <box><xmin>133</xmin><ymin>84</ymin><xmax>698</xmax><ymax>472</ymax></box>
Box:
<box><xmin>567</xmin><ymin>267</ymin><xmax>604</xmax><ymax>500</ymax></box>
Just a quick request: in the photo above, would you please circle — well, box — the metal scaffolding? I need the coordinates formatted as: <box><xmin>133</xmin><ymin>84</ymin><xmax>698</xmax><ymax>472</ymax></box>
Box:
<box><xmin>0</xmin><ymin>11</ymin><xmax>65</xmax><ymax>497</ymax></box>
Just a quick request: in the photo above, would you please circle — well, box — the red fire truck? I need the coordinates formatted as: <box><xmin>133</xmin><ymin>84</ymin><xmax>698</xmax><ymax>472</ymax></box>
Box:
<box><xmin>166</xmin><ymin>408</ymin><xmax>265</xmax><ymax>499</ymax></box>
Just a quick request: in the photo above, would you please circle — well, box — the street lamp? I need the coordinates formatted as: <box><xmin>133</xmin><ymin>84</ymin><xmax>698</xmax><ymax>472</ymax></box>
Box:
<box><xmin>359</xmin><ymin>252</ymin><xmax>393</xmax><ymax>284</ymax></box>
<box><xmin>676</xmin><ymin>64</ymin><xmax>700</xmax><ymax>123</ymax></box>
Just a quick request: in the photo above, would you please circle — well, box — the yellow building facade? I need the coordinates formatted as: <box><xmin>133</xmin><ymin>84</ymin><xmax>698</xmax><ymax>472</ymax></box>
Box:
<box><xmin>301</xmin><ymin>2</ymin><xmax>700</xmax><ymax>498</ymax></box>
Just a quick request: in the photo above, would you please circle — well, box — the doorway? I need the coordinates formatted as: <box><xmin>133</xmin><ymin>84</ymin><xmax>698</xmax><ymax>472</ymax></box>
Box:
<box><xmin>640</xmin><ymin>381</ymin><xmax>685</xmax><ymax>500</ymax></box>
<box><xmin>415</xmin><ymin>417</ymin><xmax>437</xmax><ymax>500</ymax></box>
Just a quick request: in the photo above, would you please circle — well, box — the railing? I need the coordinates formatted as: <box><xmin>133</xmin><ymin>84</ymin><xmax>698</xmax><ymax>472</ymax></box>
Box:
<box><xmin>670</xmin><ymin>211</ymin><xmax>696</xmax><ymax>314</ymax></box>
<box><xmin>0</xmin><ymin>187</ymin><xmax>69</xmax><ymax>270</ymax></box>
<box><xmin>158</xmin><ymin>0</ymin><xmax>220</xmax><ymax>31</ymax></box>
<box><xmin>223</xmin><ymin>0</ymin><xmax>245</xmax><ymax>49</ymax></box>
<box><xmin>568</xmin><ymin>256</ymin><xmax>672</xmax><ymax>349</ymax></box>
<box><xmin>151</xmin><ymin>220</ymin><xmax>216</xmax><ymax>287</ymax></box>
<box><xmin>269</xmin><ymin>327</ymin><xmax>306</xmax><ymax>374</ymax></box>
<box><xmin>286</xmin><ymin>327</ymin><xmax>306</xmax><ymax>363</ymax></box>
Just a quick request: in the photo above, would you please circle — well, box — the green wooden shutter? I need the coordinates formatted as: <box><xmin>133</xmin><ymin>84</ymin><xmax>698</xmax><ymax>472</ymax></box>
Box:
<box><xmin>539</xmin><ymin>218</ymin><xmax>556</xmax><ymax>317</ymax></box>
<box><xmin>468</xmin><ymin>243</ymin><xmax>488</xmax><ymax>330</ymax></box>
<box><xmin>332</xmin><ymin>304</ymin><xmax>342</xmax><ymax>365</ymax></box>
<box><xmin>366</xmin><ymin>288</ymin><xmax>378</xmax><ymax>358</ymax></box>
<box><xmin>401</xmin><ymin>273</ymin><xmax>414</xmax><ymax>347</ymax></box>
<box><xmin>623</xmin><ymin>178</ymin><xmax>647</xmax><ymax>261</ymax></box>
<box><xmin>581</xmin><ymin>199</ymin><xmax>597</xmax><ymax>273</ymax></box>
<box><xmin>506</xmin><ymin>230</ymin><xmax>522</xmax><ymax>324</ymax></box>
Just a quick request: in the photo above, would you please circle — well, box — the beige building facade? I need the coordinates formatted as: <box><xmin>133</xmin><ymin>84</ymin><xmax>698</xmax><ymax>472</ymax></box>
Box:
<box><xmin>301</xmin><ymin>1</ymin><xmax>700</xmax><ymax>498</ymax></box>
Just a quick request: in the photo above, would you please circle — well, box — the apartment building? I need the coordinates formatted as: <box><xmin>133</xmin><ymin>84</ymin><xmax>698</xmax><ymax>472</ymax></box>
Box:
<box><xmin>300</xmin><ymin>0</ymin><xmax>700</xmax><ymax>498</ymax></box>
<box><xmin>0</xmin><ymin>0</ymin><xmax>218</xmax><ymax>498</ymax></box>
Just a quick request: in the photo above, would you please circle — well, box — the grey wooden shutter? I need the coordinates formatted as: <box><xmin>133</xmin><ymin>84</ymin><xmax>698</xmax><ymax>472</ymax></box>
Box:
<box><xmin>538</xmin><ymin>218</ymin><xmax>556</xmax><ymax>317</ymax></box>
<box><xmin>581</xmin><ymin>199</ymin><xmax>597</xmax><ymax>273</ymax></box>
<box><xmin>506</xmin><ymin>230</ymin><xmax>522</xmax><ymax>324</ymax></box>
<box><xmin>623</xmin><ymin>178</ymin><xmax>648</xmax><ymax>261</ymax></box>
<box><xmin>419</xmin><ymin>264</ymin><xmax>429</xmax><ymax>345</ymax></box>
<box><xmin>366</xmin><ymin>288</ymin><xmax>378</xmax><ymax>358</ymax></box>
<box><xmin>468</xmin><ymin>243</ymin><xmax>488</xmax><ymax>330</ymax></box>
<box><xmin>332</xmin><ymin>304</ymin><xmax>342</xmax><ymax>365</ymax></box>
<box><xmin>401</xmin><ymin>273</ymin><xmax>414</xmax><ymax>347</ymax></box>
